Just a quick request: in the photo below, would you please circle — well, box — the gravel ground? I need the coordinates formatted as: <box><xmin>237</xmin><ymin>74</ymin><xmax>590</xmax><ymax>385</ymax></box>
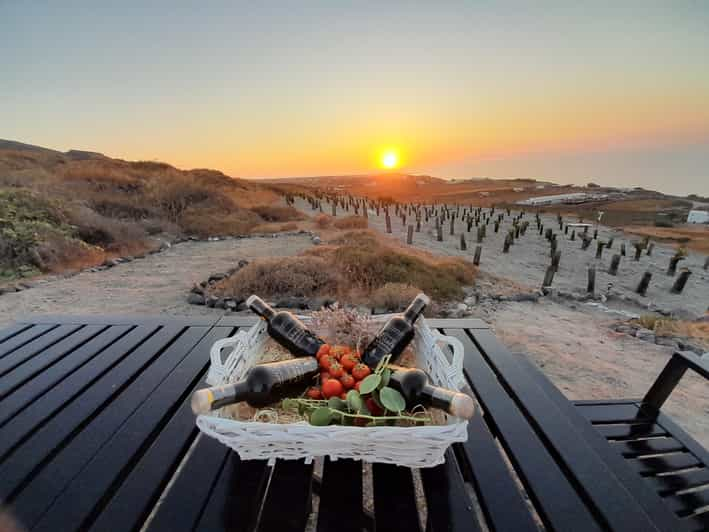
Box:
<box><xmin>0</xmin><ymin>233</ymin><xmax>313</xmax><ymax>328</ymax></box>
<box><xmin>294</xmin><ymin>197</ymin><xmax>709</xmax><ymax>447</ymax></box>
<box><xmin>296</xmin><ymin>198</ymin><xmax>709</xmax><ymax>317</ymax></box>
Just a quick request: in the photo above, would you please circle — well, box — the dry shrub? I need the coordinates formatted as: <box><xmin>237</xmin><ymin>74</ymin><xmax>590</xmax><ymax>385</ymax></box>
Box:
<box><xmin>370</xmin><ymin>283</ymin><xmax>422</xmax><ymax>310</ymax></box>
<box><xmin>180</xmin><ymin>208</ymin><xmax>262</xmax><ymax>237</ymax></box>
<box><xmin>314</xmin><ymin>214</ymin><xmax>333</xmax><ymax>228</ymax></box>
<box><xmin>316</xmin><ymin>230</ymin><xmax>476</xmax><ymax>300</ymax></box>
<box><xmin>66</xmin><ymin>205</ymin><xmax>148</xmax><ymax>252</ymax></box>
<box><xmin>333</xmin><ymin>215</ymin><xmax>367</xmax><ymax>230</ymax></box>
<box><xmin>250</xmin><ymin>204</ymin><xmax>304</xmax><ymax>222</ymax></box>
<box><xmin>36</xmin><ymin>232</ymin><xmax>105</xmax><ymax>272</ymax></box>
<box><xmin>280</xmin><ymin>222</ymin><xmax>298</xmax><ymax>232</ymax></box>
<box><xmin>216</xmin><ymin>256</ymin><xmax>340</xmax><ymax>299</ymax></box>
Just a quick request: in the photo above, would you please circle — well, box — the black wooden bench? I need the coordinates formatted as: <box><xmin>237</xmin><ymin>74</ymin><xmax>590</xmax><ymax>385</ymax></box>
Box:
<box><xmin>0</xmin><ymin>315</ymin><xmax>707</xmax><ymax>531</ymax></box>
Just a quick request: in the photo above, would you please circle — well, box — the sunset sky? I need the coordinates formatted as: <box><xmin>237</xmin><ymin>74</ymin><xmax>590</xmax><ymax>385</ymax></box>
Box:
<box><xmin>2</xmin><ymin>2</ymin><xmax>708</xmax><ymax>195</ymax></box>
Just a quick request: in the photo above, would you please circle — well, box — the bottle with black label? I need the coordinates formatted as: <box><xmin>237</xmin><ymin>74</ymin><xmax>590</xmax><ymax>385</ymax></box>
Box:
<box><xmin>191</xmin><ymin>357</ymin><xmax>319</xmax><ymax>413</ymax></box>
<box><xmin>246</xmin><ymin>295</ymin><xmax>324</xmax><ymax>357</ymax></box>
<box><xmin>389</xmin><ymin>366</ymin><xmax>474</xmax><ymax>419</ymax></box>
<box><xmin>361</xmin><ymin>293</ymin><xmax>430</xmax><ymax>368</ymax></box>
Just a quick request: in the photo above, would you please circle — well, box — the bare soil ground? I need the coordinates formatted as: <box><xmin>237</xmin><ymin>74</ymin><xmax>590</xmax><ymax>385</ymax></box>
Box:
<box><xmin>0</xmin><ymin>234</ymin><xmax>313</xmax><ymax>328</ymax></box>
<box><xmin>623</xmin><ymin>224</ymin><xmax>709</xmax><ymax>254</ymax></box>
<box><xmin>293</xmin><ymin>197</ymin><xmax>709</xmax><ymax>447</ymax></box>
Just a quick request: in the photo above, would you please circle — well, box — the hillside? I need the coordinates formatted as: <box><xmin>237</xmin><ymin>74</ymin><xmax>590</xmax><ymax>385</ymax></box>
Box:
<box><xmin>0</xmin><ymin>140</ymin><xmax>300</xmax><ymax>281</ymax></box>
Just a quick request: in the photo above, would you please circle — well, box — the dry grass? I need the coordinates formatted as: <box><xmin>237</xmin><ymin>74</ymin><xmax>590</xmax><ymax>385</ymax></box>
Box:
<box><xmin>369</xmin><ymin>283</ymin><xmax>422</xmax><ymax>310</ymax></box>
<box><xmin>0</xmin><ymin>146</ymin><xmax>295</xmax><ymax>278</ymax></box>
<box><xmin>215</xmin><ymin>256</ymin><xmax>340</xmax><ymax>299</ymax></box>
<box><xmin>333</xmin><ymin>215</ymin><xmax>368</xmax><ymax>230</ymax></box>
<box><xmin>623</xmin><ymin>225</ymin><xmax>709</xmax><ymax>254</ymax></box>
<box><xmin>215</xmin><ymin>229</ymin><xmax>476</xmax><ymax>303</ymax></box>
<box><xmin>633</xmin><ymin>314</ymin><xmax>709</xmax><ymax>348</ymax></box>
<box><xmin>314</xmin><ymin>214</ymin><xmax>333</xmax><ymax>229</ymax></box>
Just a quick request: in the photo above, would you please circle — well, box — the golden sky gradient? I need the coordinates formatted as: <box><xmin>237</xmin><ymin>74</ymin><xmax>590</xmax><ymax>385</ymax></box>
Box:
<box><xmin>2</xmin><ymin>3</ymin><xmax>708</xmax><ymax>194</ymax></box>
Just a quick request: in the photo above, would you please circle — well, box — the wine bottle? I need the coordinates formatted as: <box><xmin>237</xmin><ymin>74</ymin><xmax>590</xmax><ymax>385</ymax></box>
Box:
<box><xmin>361</xmin><ymin>293</ymin><xmax>430</xmax><ymax>368</ymax></box>
<box><xmin>191</xmin><ymin>357</ymin><xmax>319</xmax><ymax>413</ymax></box>
<box><xmin>246</xmin><ymin>295</ymin><xmax>324</xmax><ymax>357</ymax></box>
<box><xmin>388</xmin><ymin>367</ymin><xmax>474</xmax><ymax>419</ymax></box>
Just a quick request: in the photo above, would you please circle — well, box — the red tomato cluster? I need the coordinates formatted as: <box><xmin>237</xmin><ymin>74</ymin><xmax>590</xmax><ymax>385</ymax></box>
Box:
<box><xmin>306</xmin><ymin>344</ymin><xmax>371</xmax><ymax>399</ymax></box>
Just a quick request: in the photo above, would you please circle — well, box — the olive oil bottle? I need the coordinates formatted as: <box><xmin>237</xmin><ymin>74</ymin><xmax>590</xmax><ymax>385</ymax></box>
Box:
<box><xmin>247</xmin><ymin>295</ymin><xmax>324</xmax><ymax>357</ymax></box>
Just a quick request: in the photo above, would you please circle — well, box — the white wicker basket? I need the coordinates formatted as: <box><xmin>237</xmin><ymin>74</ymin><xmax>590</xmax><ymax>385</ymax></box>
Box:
<box><xmin>196</xmin><ymin>315</ymin><xmax>470</xmax><ymax>468</ymax></box>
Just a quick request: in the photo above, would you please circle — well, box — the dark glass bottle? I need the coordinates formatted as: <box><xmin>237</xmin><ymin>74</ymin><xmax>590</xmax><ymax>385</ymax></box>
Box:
<box><xmin>247</xmin><ymin>295</ymin><xmax>324</xmax><ymax>357</ymax></box>
<box><xmin>388</xmin><ymin>366</ymin><xmax>475</xmax><ymax>419</ymax></box>
<box><xmin>361</xmin><ymin>293</ymin><xmax>430</xmax><ymax>368</ymax></box>
<box><xmin>191</xmin><ymin>357</ymin><xmax>319</xmax><ymax>413</ymax></box>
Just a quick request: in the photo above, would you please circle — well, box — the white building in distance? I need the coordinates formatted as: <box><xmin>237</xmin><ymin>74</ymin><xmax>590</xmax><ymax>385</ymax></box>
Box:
<box><xmin>517</xmin><ymin>192</ymin><xmax>607</xmax><ymax>206</ymax></box>
<box><xmin>687</xmin><ymin>210</ymin><xmax>709</xmax><ymax>224</ymax></box>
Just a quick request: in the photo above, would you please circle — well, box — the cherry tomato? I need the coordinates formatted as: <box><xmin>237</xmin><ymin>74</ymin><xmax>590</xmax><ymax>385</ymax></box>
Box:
<box><xmin>340</xmin><ymin>373</ymin><xmax>355</xmax><ymax>389</ymax></box>
<box><xmin>366</xmin><ymin>397</ymin><xmax>384</xmax><ymax>416</ymax></box>
<box><xmin>352</xmin><ymin>363</ymin><xmax>371</xmax><ymax>381</ymax></box>
<box><xmin>340</xmin><ymin>353</ymin><xmax>358</xmax><ymax>371</ymax></box>
<box><xmin>352</xmin><ymin>350</ymin><xmax>362</xmax><ymax>360</ymax></box>
<box><xmin>317</xmin><ymin>344</ymin><xmax>330</xmax><ymax>359</ymax></box>
<box><xmin>306</xmin><ymin>386</ymin><xmax>322</xmax><ymax>399</ymax></box>
<box><xmin>354</xmin><ymin>381</ymin><xmax>361</xmax><ymax>392</ymax></box>
<box><xmin>340</xmin><ymin>392</ymin><xmax>348</xmax><ymax>400</ymax></box>
<box><xmin>320</xmin><ymin>371</ymin><xmax>331</xmax><ymax>382</ymax></box>
<box><xmin>321</xmin><ymin>378</ymin><xmax>344</xmax><ymax>398</ymax></box>
<box><xmin>319</xmin><ymin>355</ymin><xmax>336</xmax><ymax>371</ymax></box>
<box><xmin>328</xmin><ymin>361</ymin><xmax>344</xmax><ymax>378</ymax></box>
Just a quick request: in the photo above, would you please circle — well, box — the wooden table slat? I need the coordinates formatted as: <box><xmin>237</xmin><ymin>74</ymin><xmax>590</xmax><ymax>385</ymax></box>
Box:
<box><xmin>0</xmin><ymin>325</ymin><xmax>158</xmax><ymax>461</ymax></box>
<box><xmin>316</xmin><ymin>458</ymin><xmax>363</xmax><ymax>532</ymax></box>
<box><xmin>629</xmin><ymin>453</ymin><xmax>702</xmax><ymax>476</ymax></box>
<box><xmin>0</xmin><ymin>323</ymin><xmax>56</xmax><ymax>358</ymax></box>
<box><xmin>0</xmin><ymin>324</ymin><xmax>107</xmax><ymax>400</ymax></box>
<box><xmin>644</xmin><ymin>467</ymin><xmax>709</xmax><ymax>495</ymax></box>
<box><xmin>372</xmin><ymin>463</ymin><xmax>422</xmax><ymax>532</ymax></box>
<box><xmin>663</xmin><ymin>487</ymin><xmax>709</xmax><ymax>517</ymax></box>
<box><xmin>514</xmin><ymin>351</ymin><xmax>689</xmax><ymax>532</ymax></box>
<box><xmin>596</xmin><ymin>423</ymin><xmax>668</xmax><ymax>440</ymax></box>
<box><xmin>454</xmin><ymin>407</ymin><xmax>538</xmax><ymax>532</ymax></box>
<box><xmin>144</xmin><ymin>434</ymin><xmax>231</xmax><ymax>532</ymax></box>
<box><xmin>257</xmin><ymin>459</ymin><xmax>314</xmax><ymax>532</ymax></box>
<box><xmin>0</xmin><ymin>324</ymin><xmax>189</xmax><ymax>521</ymax></box>
<box><xmin>30</xmin><ymin>326</ymin><xmax>229</xmax><ymax>532</ymax></box>
<box><xmin>194</xmin><ymin>455</ymin><xmax>270</xmax><ymax>532</ymax></box>
<box><xmin>576</xmin><ymin>403</ymin><xmax>651</xmax><ymax>423</ymax></box>
<box><xmin>610</xmin><ymin>437</ymin><xmax>686</xmax><ymax>458</ymax></box>
<box><xmin>0</xmin><ymin>325</ymin><xmax>131</xmax><ymax>426</ymax></box>
<box><xmin>420</xmin><ymin>448</ymin><xmax>481</xmax><ymax>532</ymax></box>
<box><xmin>0</xmin><ymin>323</ymin><xmax>82</xmax><ymax>376</ymax></box>
<box><xmin>441</xmin><ymin>328</ymin><xmax>602</xmax><ymax>532</ymax></box>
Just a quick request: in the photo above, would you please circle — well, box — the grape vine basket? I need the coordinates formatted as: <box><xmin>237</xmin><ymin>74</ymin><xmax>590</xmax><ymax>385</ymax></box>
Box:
<box><xmin>195</xmin><ymin>315</ymin><xmax>470</xmax><ymax>467</ymax></box>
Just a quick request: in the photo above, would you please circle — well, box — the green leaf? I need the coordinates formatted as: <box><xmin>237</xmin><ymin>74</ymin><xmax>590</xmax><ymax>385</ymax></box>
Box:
<box><xmin>281</xmin><ymin>398</ymin><xmax>296</xmax><ymax>410</ymax></box>
<box><xmin>346</xmin><ymin>390</ymin><xmax>363</xmax><ymax>412</ymax></box>
<box><xmin>380</xmin><ymin>368</ymin><xmax>391</xmax><ymax>387</ymax></box>
<box><xmin>359</xmin><ymin>374</ymin><xmax>381</xmax><ymax>395</ymax></box>
<box><xmin>328</xmin><ymin>397</ymin><xmax>347</xmax><ymax>411</ymax></box>
<box><xmin>309</xmin><ymin>407</ymin><xmax>333</xmax><ymax>426</ymax></box>
<box><xmin>379</xmin><ymin>387</ymin><xmax>406</xmax><ymax>412</ymax></box>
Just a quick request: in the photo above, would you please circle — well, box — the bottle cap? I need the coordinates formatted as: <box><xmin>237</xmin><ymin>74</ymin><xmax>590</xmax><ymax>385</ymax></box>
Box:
<box><xmin>449</xmin><ymin>392</ymin><xmax>475</xmax><ymax>419</ymax></box>
<box><xmin>416</xmin><ymin>293</ymin><xmax>431</xmax><ymax>306</ymax></box>
<box><xmin>191</xmin><ymin>389</ymin><xmax>214</xmax><ymax>415</ymax></box>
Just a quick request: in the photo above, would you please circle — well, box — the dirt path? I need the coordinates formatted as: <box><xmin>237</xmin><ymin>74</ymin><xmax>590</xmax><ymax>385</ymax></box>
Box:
<box><xmin>0</xmin><ymin>233</ymin><xmax>313</xmax><ymax>328</ymax></box>
<box><xmin>484</xmin><ymin>299</ymin><xmax>709</xmax><ymax>447</ymax></box>
<box><xmin>294</xmin><ymin>199</ymin><xmax>709</xmax><ymax>446</ymax></box>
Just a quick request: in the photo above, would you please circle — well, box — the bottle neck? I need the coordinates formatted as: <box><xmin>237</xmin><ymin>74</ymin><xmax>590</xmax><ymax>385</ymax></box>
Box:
<box><xmin>210</xmin><ymin>381</ymin><xmax>250</xmax><ymax>410</ymax></box>
<box><xmin>247</xmin><ymin>295</ymin><xmax>275</xmax><ymax>320</ymax></box>
<box><xmin>403</xmin><ymin>296</ymin><xmax>428</xmax><ymax>323</ymax></box>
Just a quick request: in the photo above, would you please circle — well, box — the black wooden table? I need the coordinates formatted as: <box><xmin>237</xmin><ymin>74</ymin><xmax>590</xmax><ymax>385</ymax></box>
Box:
<box><xmin>1</xmin><ymin>315</ymin><xmax>707</xmax><ymax>531</ymax></box>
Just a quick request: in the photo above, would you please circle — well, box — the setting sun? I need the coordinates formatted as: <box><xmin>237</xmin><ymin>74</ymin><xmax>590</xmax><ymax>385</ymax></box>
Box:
<box><xmin>381</xmin><ymin>150</ymin><xmax>399</xmax><ymax>169</ymax></box>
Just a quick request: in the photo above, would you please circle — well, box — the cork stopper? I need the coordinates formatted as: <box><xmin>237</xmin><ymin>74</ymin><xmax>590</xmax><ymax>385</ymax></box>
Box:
<box><xmin>449</xmin><ymin>392</ymin><xmax>475</xmax><ymax>419</ymax></box>
<box><xmin>191</xmin><ymin>389</ymin><xmax>214</xmax><ymax>415</ymax></box>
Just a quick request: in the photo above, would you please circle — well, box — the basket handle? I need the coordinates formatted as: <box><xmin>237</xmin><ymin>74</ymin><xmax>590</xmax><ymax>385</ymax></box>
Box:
<box><xmin>431</xmin><ymin>330</ymin><xmax>465</xmax><ymax>377</ymax></box>
<box><xmin>209</xmin><ymin>332</ymin><xmax>246</xmax><ymax>373</ymax></box>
